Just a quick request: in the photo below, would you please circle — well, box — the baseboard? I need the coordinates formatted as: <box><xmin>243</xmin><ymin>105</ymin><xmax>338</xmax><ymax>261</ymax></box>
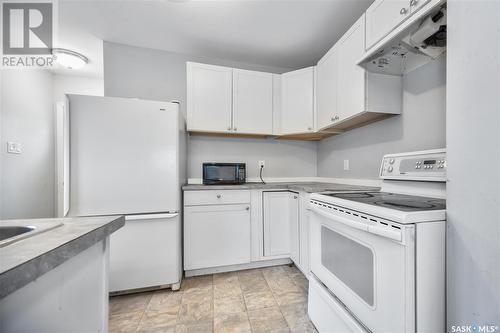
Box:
<box><xmin>184</xmin><ymin>258</ymin><xmax>292</xmax><ymax>277</ymax></box>
<box><xmin>109</xmin><ymin>282</ymin><xmax>179</xmax><ymax>296</ymax></box>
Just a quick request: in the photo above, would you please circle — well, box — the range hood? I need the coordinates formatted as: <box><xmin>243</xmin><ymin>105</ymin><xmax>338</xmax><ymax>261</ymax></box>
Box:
<box><xmin>358</xmin><ymin>4</ymin><xmax>447</xmax><ymax>76</ymax></box>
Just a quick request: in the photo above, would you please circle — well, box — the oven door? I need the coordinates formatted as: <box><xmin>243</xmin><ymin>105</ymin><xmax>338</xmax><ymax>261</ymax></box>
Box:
<box><xmin>309</xmin><ymin>202</ymin><xmax>415</xmax><ymax>333</ymax></box>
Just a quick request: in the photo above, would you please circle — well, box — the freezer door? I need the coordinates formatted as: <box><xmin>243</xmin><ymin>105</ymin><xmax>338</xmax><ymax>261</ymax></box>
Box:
<box><xmin>109</xmin><ymin>212</ymin><xmax>182</xmax><ymax>292</ymax></box>
<box><xmin>68</xmin><ymin>95</ymin><xmax>181</xmax><ymax>216</ymax></box>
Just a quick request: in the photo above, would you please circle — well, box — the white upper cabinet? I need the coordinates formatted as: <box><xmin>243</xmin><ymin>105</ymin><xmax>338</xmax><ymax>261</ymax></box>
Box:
<box><xmin>316</xmin><ymin>44</ymin><xmax>339</xmax><ymax>131</ymax></box>
<box><xmin>280</xmin><ymin>67</ymin><xmax>315</xmax><ymax>135</ymax></box>
<box><xmin>187</xmin><ymin>62</ymin><xmax>232</xmax><ymax>133</ymax></box>
<box><xmin>366</xmin><ymin>0</ymin><xmax>410</xmax><ymax>49</ymax></box>
<box><xmin>365</xmin><ymin>0</ymin><xmax>431</xmax><ymax>50</ymax></box>
<box><xmin>409</xmin><ymin>0</ymin><xmax>431</xmax><ymax>13</ymax></box>
<box><xmin>315</xmin><ymin>13</ymin><xmax>402</xmax><ymax>132</ymax></box>
<box><xmin>232</xmin><ymin>69</ymin><xmax>273</xmax><ymax>135</ymax></box>
<box><xmin>337</xmin><ymin>14</ymin><xmax>366</xmax><ymax>121</ymax></box>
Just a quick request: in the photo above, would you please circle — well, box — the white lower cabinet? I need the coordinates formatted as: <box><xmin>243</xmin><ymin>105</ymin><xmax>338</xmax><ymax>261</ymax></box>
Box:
<box><xmin>184</xmin><ymin>203</ymin><xmax>251</xmax><ymax>270</ymax></box>
<box><xmin>263</xmin><ymin>191</ymin><xmax>292</xmax><ymax>257</ymax></box>
<box><xmin>184</xmin><ymin>189</ymin><xmax>310</xmax><ymax>275</ymax></box>
<box><xmin>289</xmin><ymin>192</ymin><xmax>300</xmax><ymax>264</ymax></box>
<box><xmin>297</xmin><ymin>192</ymin><xmax>311</xmax><ymax>275</ymax></box>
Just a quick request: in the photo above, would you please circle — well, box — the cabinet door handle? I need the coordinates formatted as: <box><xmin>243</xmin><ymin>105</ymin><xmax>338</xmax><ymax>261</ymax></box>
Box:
<box><xmin>233</xmin><ymin>127</ymin><xmax>237</xmax><ymax>131</ymax></box>
<box><xmin>227</xmin><ymin>126</ymin><xmax>231</xmax><ymax>131</ymax></box>
<box><xmin>216</xmin><ymin>194</ymin><xmax>222</xmax><ymax>199</ymax></box>
<box><xmin>400</xmin><ymin>7</ymin><xmax>408</xmax><ymax>15</ymax></box>
<box><xmin>245</xmin><ymin>206</ymin><xmax>250</xmax><ymax>210</ymax></box>
<box><xmin>308</xmin><ymin>126</ymin><xmax>312</xmax><ymax>131</ymax></box>
<box><xmin>294</xmin><ymin>196</ymin><xmax>298</xmax><ymax>199</ymax></box>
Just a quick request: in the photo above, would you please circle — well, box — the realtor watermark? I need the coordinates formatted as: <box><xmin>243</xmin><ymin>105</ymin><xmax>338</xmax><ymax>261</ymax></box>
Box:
<box><xmin>1</xmin><ymin>0</ymin><xmax>56</xmax><ymax>68</ymax></box>
<box><xmin>451</xmin><ymin>325</ymin><xmax>499</xmax><ymax>333</ymax></box>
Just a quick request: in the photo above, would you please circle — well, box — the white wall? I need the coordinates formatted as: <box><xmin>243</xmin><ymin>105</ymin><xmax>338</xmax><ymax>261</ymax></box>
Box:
<box><xmin>189</xmin><ymin>136</ymin><xmax>317</xmax><ymax>180</ymax></box>
<box><xmin>0</xmin><ymin>72</ymin><xmax>103</xmax><ymax>219</ymax></box>
<box><xmin>103</xmin><ymin>42</ymin><xmax>318</xmax><ymax>180</ymax></box>
<box><xmin>53</xmin><ymin>74</ymin><xmax>104</xmax><ymax>104</ymax></box>
<box><xmin>1</xmin><ymin>70</ymin><xmax>55</xmax><ymax>219</ymax></box>
<box><xmin>446</xmin><ymin>0</ymin><xmax>500</xmax><ymax>326</ymax></box>
<box><xmin>317</xmin><ymin>56</ymin><xmax>446</xmax><ymax>180</ymax></box>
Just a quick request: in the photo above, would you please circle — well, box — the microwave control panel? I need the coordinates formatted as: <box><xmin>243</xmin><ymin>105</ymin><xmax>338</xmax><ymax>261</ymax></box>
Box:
<box><xmin>380</xmin><ymin>149</ymin><xmax>446</xmax><ymax>181</ymax></box>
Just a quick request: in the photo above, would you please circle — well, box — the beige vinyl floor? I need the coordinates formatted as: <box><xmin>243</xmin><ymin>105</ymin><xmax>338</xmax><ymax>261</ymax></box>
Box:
<box><xmin>109</xmin><ymin>264</ymin><xmax>317</xmax><ymax>333</ymax></box>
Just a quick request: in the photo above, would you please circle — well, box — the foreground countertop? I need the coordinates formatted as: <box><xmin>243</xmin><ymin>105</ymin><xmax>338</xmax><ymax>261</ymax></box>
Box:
<box><xmin>182</xmin><ymin>181</ymin><xmax>380</xmax><ymax>193</ymax></box>
<box><xmin>0</xmin><ymin>216</ymin><xmax>124</xmax><ymax>299</ymax></box>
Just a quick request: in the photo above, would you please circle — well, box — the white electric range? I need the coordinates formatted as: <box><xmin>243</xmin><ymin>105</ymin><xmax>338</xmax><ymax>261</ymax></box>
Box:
<box><xmin>308</xmin><ymin>149</ymin><xmax>446</xmax><ymax>333</ymax></box>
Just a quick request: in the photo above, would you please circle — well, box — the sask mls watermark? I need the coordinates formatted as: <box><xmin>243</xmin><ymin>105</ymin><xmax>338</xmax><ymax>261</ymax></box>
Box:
<box><xmin>1</xmin><ymin>1</ymin><xmax>55</xmax><ymax>68</ymax></box>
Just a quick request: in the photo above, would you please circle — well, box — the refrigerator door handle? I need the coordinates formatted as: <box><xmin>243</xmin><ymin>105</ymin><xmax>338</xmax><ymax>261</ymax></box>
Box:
<box><xmin>125</xmin><ymin>212</ymin><xmax>179</xmax><ymax>221</ymax></box>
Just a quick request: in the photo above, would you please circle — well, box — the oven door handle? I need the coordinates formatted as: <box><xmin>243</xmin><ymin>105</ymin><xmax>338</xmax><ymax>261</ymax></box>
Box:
<box><xmin>310</xmin><ymin>205</ymin><xmax>403</xmax><ymax>241</ymax></box>
<box><xmin>310</xmin><ymin>205</ymin><xmax>368</xmax><ymax>232</ymax></box>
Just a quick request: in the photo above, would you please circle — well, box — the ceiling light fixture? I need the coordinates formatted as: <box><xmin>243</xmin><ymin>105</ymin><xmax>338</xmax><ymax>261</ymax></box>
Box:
<box><xmin>52</xmin><ymin>48</ymin><xmax>88</xmax><ymax>69</ymax></box>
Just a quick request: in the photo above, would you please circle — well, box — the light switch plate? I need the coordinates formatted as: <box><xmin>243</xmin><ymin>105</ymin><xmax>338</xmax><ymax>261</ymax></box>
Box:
<box><xmin>343</xmin><ymin>159</ymin><xmax>350</xmax><ymax>171</ymax></box>
<box><xmin>7</xmin><ymin>142</ymin><xmax>22</xmax><ymax>154</ymax></box>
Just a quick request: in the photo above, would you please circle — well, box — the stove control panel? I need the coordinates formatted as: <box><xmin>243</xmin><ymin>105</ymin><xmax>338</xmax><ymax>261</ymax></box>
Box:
<box><xmin>380</xmin><ymin>149</ymin><xmax>446</xmax><ymax>181</ymax></box>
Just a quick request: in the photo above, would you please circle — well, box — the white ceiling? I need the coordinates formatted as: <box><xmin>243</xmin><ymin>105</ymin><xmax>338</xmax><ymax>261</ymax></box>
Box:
<box><xmin>57</xmin><ymin>0</ymin><xmax>373</xmax><ymax>77</ymax></box>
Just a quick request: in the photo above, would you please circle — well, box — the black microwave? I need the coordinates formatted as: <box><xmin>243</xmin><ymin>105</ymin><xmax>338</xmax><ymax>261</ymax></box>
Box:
<box><xmin>202</xmin><ymin>163</ymin><xmax>246</xmax><ymax>185</ymax></box>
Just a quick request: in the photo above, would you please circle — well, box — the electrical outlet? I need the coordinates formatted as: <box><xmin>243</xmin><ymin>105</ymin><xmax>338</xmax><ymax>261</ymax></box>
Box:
<box><xmin>258</xmin><ymin>160</ymin><xmax>265</xmax><ymax>168</ymax></box>
<box><xmin>343</xmin><ymin>159</ymin><xmax>350</xmax><ymax>171</ymax></box>
<box><xmin>7</xmin><ymin>142</ymin><xmax>22</xmax><ymax>154</ymax></box>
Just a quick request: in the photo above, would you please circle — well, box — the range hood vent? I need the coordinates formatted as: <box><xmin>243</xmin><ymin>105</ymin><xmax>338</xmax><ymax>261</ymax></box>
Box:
<box><xmin>359</xmin><ymin>5</ymin><xmax>447</xmax><ymax>76</ymax></box>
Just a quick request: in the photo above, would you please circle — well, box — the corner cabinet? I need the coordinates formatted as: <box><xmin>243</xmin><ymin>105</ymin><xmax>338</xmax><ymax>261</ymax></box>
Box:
<box><xmin>187</xmin><ymin>62</ymin><xmax>274</xmax><ymax>135</ymax></box>
<box><xmin>316</xmin><ymin>14</ymin><xmax>402</xmax><ymax>133</ymax></box>
<box><xmin>316</xmin><ymin>44</ymin><xmax>339</xmax><ymax>130</ymax></box>
<box><xmin>263</xmin><ymin>191</ymin><xmax>292</xmax><ymax>257</ymax></box>
<box><xmin>187</xmin><ymin>62</ymin><xmax>232</xmax><ymax>133</ymax></box>
<box><xmin>232</xmin><ymin>69</ymin><xmax>274</xmax><ymax>135</ymax></box>
<box><xmin>280</xmin><ymin>67</ymin><xmax>315</xmax><ymax>135</ymax></box>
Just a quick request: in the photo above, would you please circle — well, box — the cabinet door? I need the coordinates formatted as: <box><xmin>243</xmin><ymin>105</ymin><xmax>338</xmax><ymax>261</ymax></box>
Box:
<box><xmin>410</xmin><ymin>0</ymin><xmax>431</xmax><ymax>14</ymax></box>
<box><xmin>233</xmin><ymin>69</ymin><xmax>273</xmax><ymax>135</ymax></box>
<box><xmin>280</xmin><ymin>67</ymin><xmax>315</xmax><ymax>134</ymax></box>
<box><xmin>365</xmin><ymin>0</ymin><xmax>410</xmax><ymax>49</ymax></box>
<box><xmin>298</xmin><ymin>193</ymin><xmax>310</xmax><ymax>275</ymax></box>
<box><xmin>263</xmin><ymin>192</ymin><xmax>291</xmax><ymax>257</ymax></box>
<box><xmin>316</xmin><ymin>44</ymin><xmax>339</xmax><ymax>130</ymax></box>
<box><xmin>289</xmin><ymin>192</ymin><xmax>300</xmax><ymax>264</ymax></box>
<box><xmin>187</xmin><ymin>62</ymin><xmax>232</xmax><ymax>132</ymax></box>
<box><xmin>337</xmin><ymin>14</ymin><xmax>366</xmax><ymax>122</ymax></box>
<box><xmin>184</xmin><ymin>204</ymin><xmax>251</xmax><ymax>270</ymax></box>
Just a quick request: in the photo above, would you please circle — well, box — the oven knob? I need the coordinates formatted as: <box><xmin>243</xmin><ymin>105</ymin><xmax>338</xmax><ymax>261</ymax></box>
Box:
<box><xmin>388</xmin><ymin>166</ymin><xmax>393</xmax><ymax>172</ymax></box>
<box><xmin>389</xmin><ymin>158</ymin><xmax>395</xmax><ymax>164</ymax></box>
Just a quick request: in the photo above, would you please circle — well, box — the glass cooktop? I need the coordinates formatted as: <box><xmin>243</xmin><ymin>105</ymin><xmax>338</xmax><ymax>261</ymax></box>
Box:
<box><xmin>321</xmin><ymin>192</ymin><xmax>446</xmax><ymax>212</ymax></box>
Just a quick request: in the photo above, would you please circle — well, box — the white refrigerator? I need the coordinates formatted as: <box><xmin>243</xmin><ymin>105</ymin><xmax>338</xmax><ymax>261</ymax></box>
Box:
<box><xmin>56</xmin><ymin>94</ymin><xmax>186</xmax><ymax>292</ymax></box>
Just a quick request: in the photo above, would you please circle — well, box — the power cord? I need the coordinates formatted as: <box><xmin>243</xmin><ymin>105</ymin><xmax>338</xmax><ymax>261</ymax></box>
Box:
<box><xmin>259</xmin><ymin>165</ymin><xmax>266</xmax><ymax>184</ymax></box>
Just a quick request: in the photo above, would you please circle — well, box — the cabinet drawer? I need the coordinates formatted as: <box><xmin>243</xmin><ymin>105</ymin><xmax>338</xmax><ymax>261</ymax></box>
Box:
<box><xmin>184</xmin><ymin>190</ymin><xmax>251</xmax><ymax>206</ymax></box>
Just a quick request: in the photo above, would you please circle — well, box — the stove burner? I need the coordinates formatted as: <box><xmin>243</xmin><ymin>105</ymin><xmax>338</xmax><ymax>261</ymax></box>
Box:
<box><xmin>321</xmin><ymin>191</ymin><xmax>446</xmax><ymax>212</ymax></box>
<box><xmin>329</xmin><ymin>193</ymin><xmax>375</xmax><ymax>199</ymax></box>
<box><xmin>374</xmin><ymin>200</ymin><xmax>437</xmax><ymax>210</ymax></box>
